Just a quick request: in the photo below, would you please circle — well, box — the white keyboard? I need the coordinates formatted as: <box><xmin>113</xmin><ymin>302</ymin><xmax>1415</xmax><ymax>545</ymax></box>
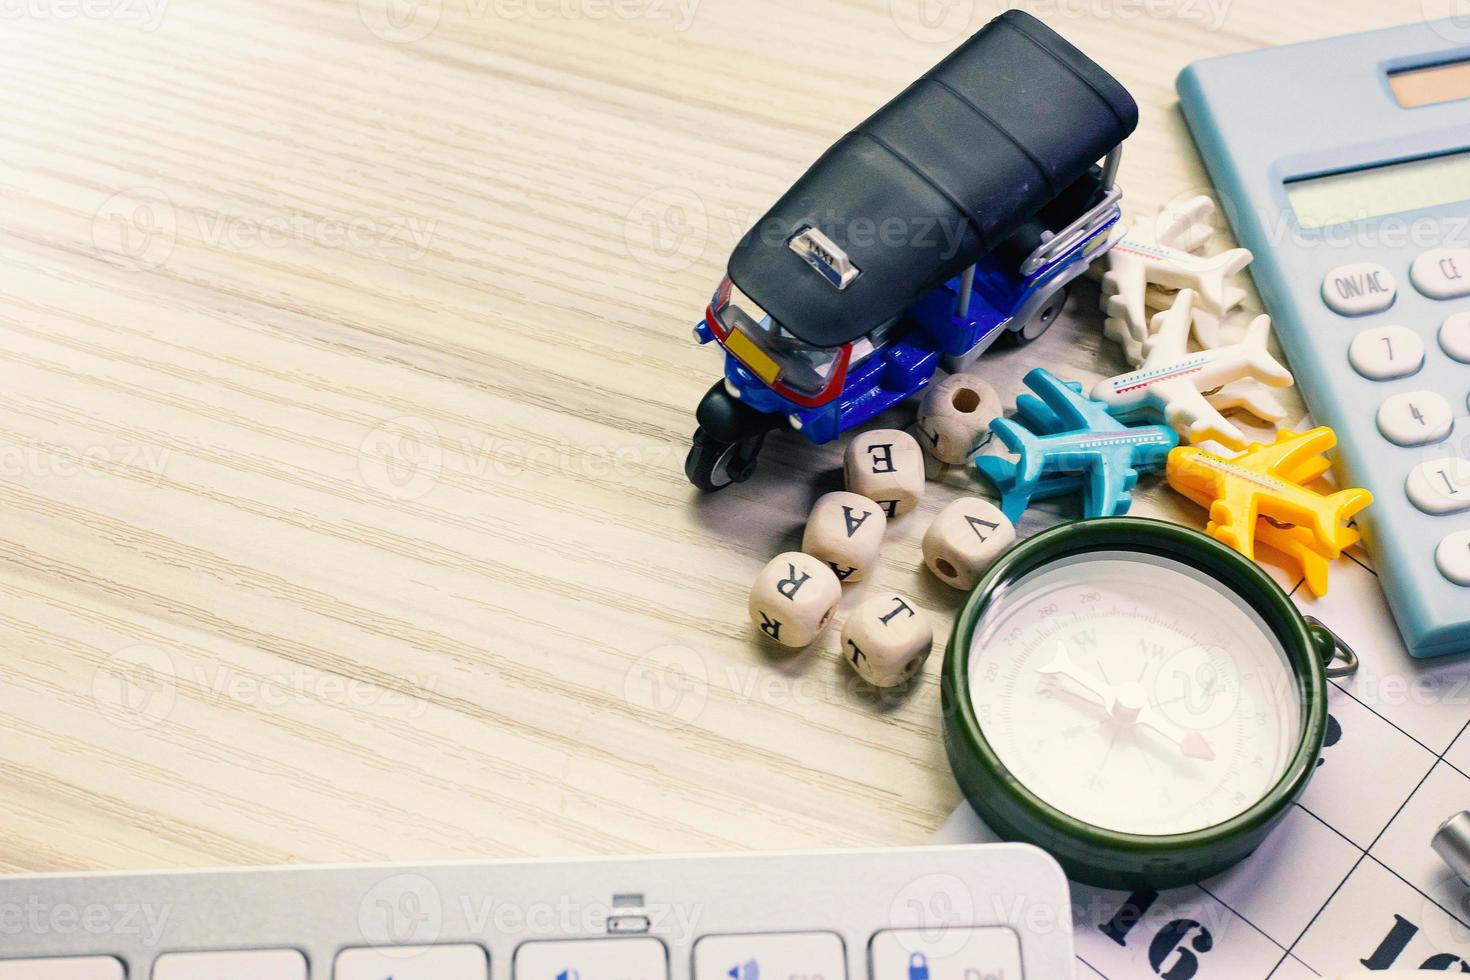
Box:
<box><xmin>0</xmin><ymin>845</ymin><xmax>1071</xmax><ymax>980</ymax></box>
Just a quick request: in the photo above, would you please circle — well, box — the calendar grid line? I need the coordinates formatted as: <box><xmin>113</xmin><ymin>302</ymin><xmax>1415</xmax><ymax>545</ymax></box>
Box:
<box><xmin>1281</xmin><ymin>763</ymin><xmax>1440</xmax><ymax>969</ymax></box>
<box><xmin>1292</xmin><ymin>799</ymin><xmax>1363</xmax><ymax>851</ymax></box>
<box><xmin>1197</xmin><ymin>880</ymin><xmax>1294</xmax><ymax>955</ymax></box>
<box><xmin>1365</xmin><ymin>843</ymin><xmax>1470</xmax><ymax>933</ymax></box>
<box><xmin>1324</xmin><ymin>675</ymin><xmax>1441</xmax><ymax>757</ymax></box>
<box><xmin>1266</xmin><ymin>950</ymin><xmax>1322</xmax><ymax>979</ymax></box>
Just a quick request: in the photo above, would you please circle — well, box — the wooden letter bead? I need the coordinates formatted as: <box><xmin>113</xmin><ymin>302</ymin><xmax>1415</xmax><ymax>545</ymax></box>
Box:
<box><xmin>844</xmin><ymin>429</ymin><xmax>925</xmax><ymax>517</ymax></box>
<box><xmin>841</xmin><ymin>593</ymin><xmax>934</xmax><ymax>687</ymax></box>
<box><xmin>916</xmin><ymin>372</ymin><xmax>1003</xmax><ymax>465</ymax></box>
<box><xmin>749</xmin><ymin>552</ymin><xmax>842</xmax><ymax>648</ymax></box>
<box><xmin>801</xmin><ymin>491</ymin><xmax>886</xmax><ymax>583</ymax></box>
<box><xmin>922</xmin><ymin>498</ymin><xmax>1016</xmax><ymax>590</ymax></box>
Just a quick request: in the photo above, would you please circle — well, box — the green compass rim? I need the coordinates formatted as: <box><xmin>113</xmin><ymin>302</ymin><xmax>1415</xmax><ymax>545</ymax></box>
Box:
<box><xmin>942</xmin><ymin>516</ymin><xmax>1330</xmax><ymax>889</ymax></box>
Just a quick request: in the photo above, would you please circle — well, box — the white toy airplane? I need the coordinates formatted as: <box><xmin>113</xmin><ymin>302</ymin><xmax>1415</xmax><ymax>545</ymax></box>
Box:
<box><xmin>1096</xmin><ymin>196</ymin><xmax>1254</xmax><ymax>364</ymax></box>
<box><xmin>1091</xmin><ymin>290</ymin><xmax>1295</xmax><ymax>449</ymax></box>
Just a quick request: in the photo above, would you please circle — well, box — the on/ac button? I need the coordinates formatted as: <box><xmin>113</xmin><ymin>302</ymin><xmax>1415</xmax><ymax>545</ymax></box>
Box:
<box><xmin>1322</xmin><ymin>262</ymin><xmax>1397</xmax><ymax>316</ymax></box>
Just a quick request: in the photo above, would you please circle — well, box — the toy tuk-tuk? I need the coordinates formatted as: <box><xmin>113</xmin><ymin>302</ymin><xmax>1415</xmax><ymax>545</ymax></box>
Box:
<box><xmin>686</xmin><ymin>10</ymin><xmax>1139</xmax><ymax>492</ymax></box>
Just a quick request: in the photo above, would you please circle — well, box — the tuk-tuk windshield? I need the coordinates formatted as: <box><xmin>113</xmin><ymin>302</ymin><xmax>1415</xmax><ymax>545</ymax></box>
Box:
<box><xmin>709</xmin><ymin>277</ymin><xmax>849</xmax><ymax>403</ymax></box>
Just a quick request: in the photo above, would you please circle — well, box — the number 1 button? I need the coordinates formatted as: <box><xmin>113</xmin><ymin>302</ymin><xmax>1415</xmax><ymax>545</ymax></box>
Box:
<box><xmin>1377</xmin><ymin>391</ymin><xmax>1453</xmax><ymax>446</ymax></box>
<box><xmin>1408</xmin><ymin>458</ymin><xmax>1470</xmax><ymax>514</ymax></box>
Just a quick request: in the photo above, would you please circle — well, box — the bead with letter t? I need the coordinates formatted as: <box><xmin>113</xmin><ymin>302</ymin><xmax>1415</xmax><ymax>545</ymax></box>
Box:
<box><xmin>922</xmin><ymin>498</ymin><xmax>1016</xmax><ymax>590</ymax></box>
<box><xmin>841</xmin><ymin>593</ymin><xmax>934</xmax><ymax>687</ymax></box>
<box><xmin>748</xmin><ymin>552</ymin><xmax>842</xmax><ymax>648</ymax></box>
<box><xmin>844</xmin><ymin>428</ymin><xmax>925</xmax><ymax>517</ymax></box>
<box><xmin>802</xmin><ymin>491</ymin><xmax>887</xmax><ymax>583</ymax></box>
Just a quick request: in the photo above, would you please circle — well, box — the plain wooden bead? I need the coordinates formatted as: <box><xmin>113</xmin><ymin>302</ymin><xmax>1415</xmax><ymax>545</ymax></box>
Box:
<box><xmin>844</xmin><ymin>429</ymin><xmax>925</xmax><ymax>517</ymax></box>
<box><xmin>801</xmin><ymin>491</ymin><xmax>886</xmax><ymax>583</ymax></box>
<box><xmin>749</xmin><ymin>552</ymin><xmax>842</xmax><ymax>648</ymax></box>
<box><xmin>841</xmin><ymin>593</ymin><xmax>934</xmax><ymax>687</ymax></box>
<box><xmin>916</xmin><ymin>372</ymin><xmax>1003</xmax><ymax>464</ymax></box>
<box><xmin>922</xmin><ymin>498</ymin><xmax>1016</xmax><ymax>590</ymax></box>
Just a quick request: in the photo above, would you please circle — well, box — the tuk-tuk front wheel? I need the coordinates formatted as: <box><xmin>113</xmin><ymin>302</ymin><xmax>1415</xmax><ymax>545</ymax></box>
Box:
<box><xmin>686</xmin><ymin>428</ymin><xmax>762</xmax><ymax>492</ymax></box>
<box><xmin>1001</xmin><ymin>284</ymin><xmax>1070</xmax><ymax>348</ymax></box>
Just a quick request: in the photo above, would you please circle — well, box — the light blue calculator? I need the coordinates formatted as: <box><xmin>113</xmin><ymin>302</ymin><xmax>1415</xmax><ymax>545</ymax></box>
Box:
<box><xmin>1179</xmin><ymin>18</ymin><xmax>1470</xmax><ymax>659</ymax></box>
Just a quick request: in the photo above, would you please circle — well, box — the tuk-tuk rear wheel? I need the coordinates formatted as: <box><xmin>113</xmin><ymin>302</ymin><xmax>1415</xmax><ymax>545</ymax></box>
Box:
<box><xmin>686</xmin><ymin>428</ymin><xmax>760</xmax><ymax>492</ymax></box>
<box><xmin>1001</xmin><ymin>284</ymin><xmax>1070</xmax><ymax>347</ymax></box>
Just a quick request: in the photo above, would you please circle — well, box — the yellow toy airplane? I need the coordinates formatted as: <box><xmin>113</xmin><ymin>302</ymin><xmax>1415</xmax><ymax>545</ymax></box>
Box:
<box><xmin>1168</xmin><ymin>427</ymin><xmax>1372</xmax><ymax>595</ymax></box>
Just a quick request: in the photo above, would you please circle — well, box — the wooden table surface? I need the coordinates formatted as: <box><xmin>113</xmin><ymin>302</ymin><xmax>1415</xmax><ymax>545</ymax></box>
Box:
<box><xmin>0</xmin><ymin>0</ymin><xmax>1423</xmax><ymax>873</ymax></box>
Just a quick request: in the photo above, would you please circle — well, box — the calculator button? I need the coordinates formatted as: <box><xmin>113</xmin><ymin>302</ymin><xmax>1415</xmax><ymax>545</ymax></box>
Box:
<box><xmin>1436</xmin><ymin>531</ymin><xmax>1470</xmax><ymax>586</ymax></box>
<box><xmin>1322</xmin><ymin>262</ymin><xmax>1396</xmax><ymax>316</ymax></box>
<box><xmin>693</xmin><ymin>932</ymin><xmax>844</xmax><ymax>978</ymax></box>
<box><xmin>513</xmin><ymin>938</ymin><xmax>666</xmax><ymax>979</ymax></box>
<box><xmin>1442</xmin><ymin>312</ymin><xmax>1470</xmax><ymax>363</ymax></box>
<box><xmin>0</xmin><ymin>960</ymin><xmax>124</xmax><ymax>980</ymax></box>
<box><xmin>1408</xmin><ymin>458</ymin><xmax>1470</xmax><ymax>514</ymax></box>
<box><xmin>1348</xmin><ymin>324</ymin><xmax>1424</xmax><ymax>380</ymax></box>
<box><xmin>1412</xmin><ymin>248</ymin><xmax>1470</xmax><ymax>300</ymax></box>
<box><xmin>870</xmin><ymin>927</ymin><xmax>1022</xmax><ymax>979</ymax></box>
<box><xmin>1377</xmin><ymin>390</ymin><xmax>1454</xmax><ymax>446</ymax></box>
<box><xmin>153</xmin><ymin>950</ymin><xmax>306</xmax><ymax>980</ymax></box>
<box><xmin>336</xmin><ymin>945</ymin><xmax>487</xmax><ymax>980</ymax></box>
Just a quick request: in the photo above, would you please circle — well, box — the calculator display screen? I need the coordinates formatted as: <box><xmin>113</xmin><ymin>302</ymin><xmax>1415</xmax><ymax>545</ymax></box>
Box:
<box><xmin>1286</xmin><ymin>150</ymin><xmax>1470</xmax><ymax>230</ymax></box>
<box><xmin>1390</xmin><ymin>59</ymin><xmax>1470</xmax><ymax>108</ymax></box>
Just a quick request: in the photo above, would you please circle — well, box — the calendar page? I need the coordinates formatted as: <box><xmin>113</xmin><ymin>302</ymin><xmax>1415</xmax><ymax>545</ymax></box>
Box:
<box><xmin>933</xmin><ymin>544</ymin><xmax>1470</xmax><ymax>978</ymax></box>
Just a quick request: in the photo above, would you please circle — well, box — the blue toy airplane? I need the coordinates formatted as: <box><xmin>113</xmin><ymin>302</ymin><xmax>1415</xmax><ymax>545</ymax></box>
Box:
<box><xmin>975</xmin><ymin>368</ymin><xmax>1179</xmax><ymax>522</ymax></box>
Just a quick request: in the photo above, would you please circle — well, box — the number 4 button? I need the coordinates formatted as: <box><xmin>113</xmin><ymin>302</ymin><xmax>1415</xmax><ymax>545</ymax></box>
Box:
<box><xmin>1377</xmin><ymin>390</ymin><xmax>1453</xmax><ymax>446</ymax></box>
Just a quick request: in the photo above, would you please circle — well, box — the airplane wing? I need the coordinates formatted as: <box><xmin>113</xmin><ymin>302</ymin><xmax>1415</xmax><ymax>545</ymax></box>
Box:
<box><xmin>1158</xmin><ymin>380</ymin><xmax>1249</xmax><ymax>449</ymax></box>
<box><xmin>1139</xmin><ymin>289</ymin><xmax>1195</xmax><ymax>368</ymax></box>
<box><xmin>1233</xmin><ymin>428</ymin><xmax>1336</xmax><ymax>478</ymax></box>
<box><xmin>1101</xmin><ymin>259</ymin><xmax>1149</xmax><ymax>351</ymax></box>
<box><xmin>1025</xmin><ymin>369</ymin><xmax>1099</xmax><ymax>433</ymax></box>
<box><xmin>1082</xmin><ymin>452</ymin><xmax>1135</xmax><ymax>519</ymax></box>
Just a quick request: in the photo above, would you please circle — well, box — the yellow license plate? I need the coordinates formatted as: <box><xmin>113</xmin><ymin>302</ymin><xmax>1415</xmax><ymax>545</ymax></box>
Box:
<box><xmin>725</xmin><ymin>330</ymin><xmax>781</xmax><ymax>385</ymax></box>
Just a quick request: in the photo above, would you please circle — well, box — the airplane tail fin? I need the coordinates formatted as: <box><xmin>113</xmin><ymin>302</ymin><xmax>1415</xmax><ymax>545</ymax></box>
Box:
<box><xmin>1191</xmin><ymin>247</ymin><xmax>1253</xmax><ymax>313</ymax></box>
<box><xmin>985</xmin><ymin>418</ymin><xmax>1048</xmax><ymax>486</ymax></box>
<box><xmin>1241</xmin><ymin>314</ymin><xmax>1295</xmax><ymax>387</ymax></box>
<box><xmin>1313</xmin><ymin>487</ymin><xmax>1373</xmax><ymax>559</ymax></box>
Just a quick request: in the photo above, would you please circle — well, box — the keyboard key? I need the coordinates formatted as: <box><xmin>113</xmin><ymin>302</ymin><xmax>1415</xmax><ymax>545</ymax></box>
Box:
<box><xmin>336</xmin><ymin>945</ymin><xmax>487</xmax><ymax>980</ymax></box>
<box><xmin>0</xmin><ymin>960</ymin><xmax>124</xmax><ymax>980</ymax></box>
<box><xmin>153</xmin><ymin>950</ymin><xmax>305</xmax><ymax>980</ymax></box>
<box><xmin>1408</xmin><ymin>457</ymin><xmax>1470</xmax><ymax>514</ymax></box>
<box><xmin>1442</xmin><ymin>312</ymin><xmax>1470</xmax><ymax>363</ymax></box>
<box><xmin>1322</xmin><ymin>262</ymin><xmax>1396</xmax><ymax>316</ymax></box>
<box><xmin>1412</xmin><ymin>248</ymin><xmax>1470</xmax><ymax>299</ymax></box>
<box><xmin>693</xmin><ymin>932</ymin><xmax>845</xmax><ymax>979</ymax></box>
<box><xmin>1436</xmin><ymin>531</ymin><xmax>1470</xmax><ymax>586</ymax></box>
<box><xmin>513</xmin><ymin>938</ymin><xmax>666</xmax><ymax>979</ymax></box>
<box><xmin>870</xmin><ymin>927</ymin><xmax>1022</xmax><ymax>979</ymax></box>
<box><xmin>1377</xmin><ymin>390</ymin><xmax>1453</xmax><ymax>446</ymax></box>
<box><xmin>1348</xmin><ymin>324</ymin><xmax>1424</xmax><ymax>380</ymax></box>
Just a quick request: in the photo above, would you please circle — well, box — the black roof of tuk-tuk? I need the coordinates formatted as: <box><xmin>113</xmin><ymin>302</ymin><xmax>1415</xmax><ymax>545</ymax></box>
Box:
<box><xmin>727</xmin><ymin>10</ymin><xmax>1138</xmax><ymax>349</ymax></box>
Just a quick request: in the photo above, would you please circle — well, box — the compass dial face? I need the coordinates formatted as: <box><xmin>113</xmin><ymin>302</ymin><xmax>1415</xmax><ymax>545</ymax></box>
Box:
<box><xmin>967</xmin><ymin>550</ymin><xmax>1302</xmax><ymax>837</ymax></box>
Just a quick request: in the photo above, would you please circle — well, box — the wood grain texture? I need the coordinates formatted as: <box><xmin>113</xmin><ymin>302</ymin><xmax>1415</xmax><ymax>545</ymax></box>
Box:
<box><xmin>0</xmin><ymin>0</ymin><xmax>1418</xmax><ymax>873</ymax></box>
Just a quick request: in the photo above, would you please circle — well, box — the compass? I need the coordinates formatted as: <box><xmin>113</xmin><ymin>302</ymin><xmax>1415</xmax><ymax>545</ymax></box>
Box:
<box><xmin>942</xmin><ymin>518</ymin><xmax>1357</xmax><ymax>888</ymax></box>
